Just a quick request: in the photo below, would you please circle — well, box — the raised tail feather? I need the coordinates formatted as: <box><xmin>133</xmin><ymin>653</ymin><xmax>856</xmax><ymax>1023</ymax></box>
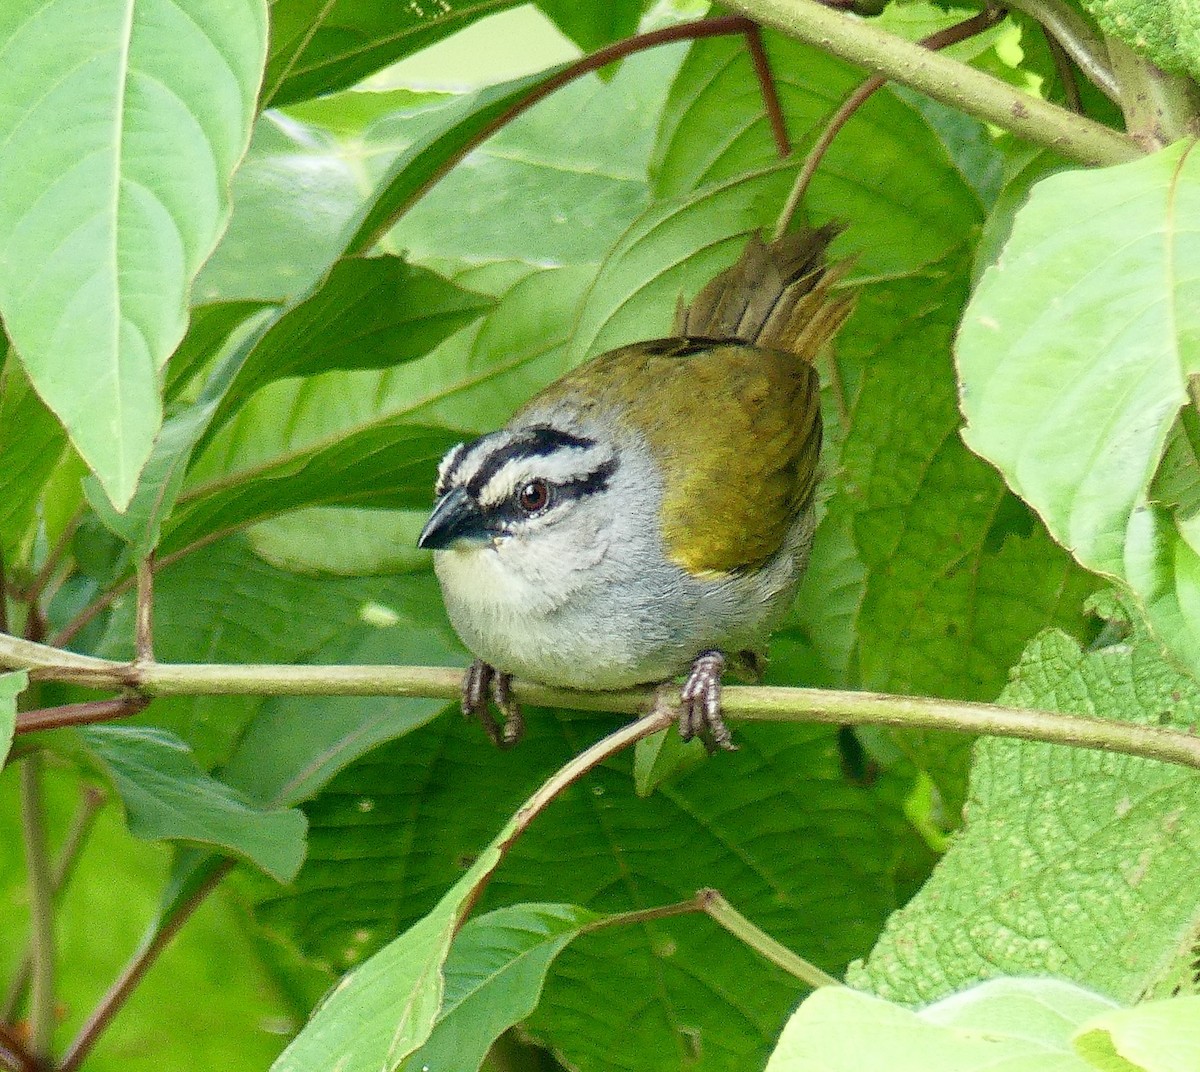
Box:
<box><xmin>674</xmin><ymin>226</ymin><xmax>853</xmax><ymax>360</ymax></box>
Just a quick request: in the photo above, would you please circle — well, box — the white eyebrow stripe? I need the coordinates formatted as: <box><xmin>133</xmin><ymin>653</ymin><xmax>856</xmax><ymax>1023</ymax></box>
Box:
<box><xmin>435</xmin><ymin>441</ymin><xmax>467</xmax><ymax>495</ymax></box>
<box><xmin>444</xmin><ymin>431</ymin><xmax>520</xmax><ymax>491</ymax></box>
<box><xmin>477</xmin><ymin>445</ymin><xmax>614</xmax><ymax>508</ymax></box>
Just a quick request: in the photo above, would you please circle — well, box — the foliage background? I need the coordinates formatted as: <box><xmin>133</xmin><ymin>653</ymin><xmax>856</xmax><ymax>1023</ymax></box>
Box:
<box><xmin>0</xmin><ymin>1</ymin><xmax>1197</xmax><ymax>1071</ymax></box>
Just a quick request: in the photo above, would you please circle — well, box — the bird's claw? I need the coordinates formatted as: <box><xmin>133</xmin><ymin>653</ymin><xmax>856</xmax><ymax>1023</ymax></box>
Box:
<box><xmin>679</xmin><ymin>651</ymin><xmax>737</xmax><ymax>752</ymax></box>
<box><xmin>462</xmin><ymin>659</ymin><xmax>524</xmax><ymax>748</ymax></box>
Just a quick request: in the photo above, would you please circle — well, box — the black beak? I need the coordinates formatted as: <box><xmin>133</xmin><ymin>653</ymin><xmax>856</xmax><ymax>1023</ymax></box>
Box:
<box><xmin>418</xmin><ymin>488</ymin><xmax>487</xmax><ymax>550</ymax></box>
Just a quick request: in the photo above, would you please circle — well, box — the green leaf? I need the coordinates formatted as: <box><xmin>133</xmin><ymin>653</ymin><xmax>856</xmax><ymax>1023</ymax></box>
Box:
<box><xmin>850</xmin><ymin>594</ymin><xmax>1200</xmax><ymax>1005</ymax></box>
<box><xmin>765</xmin><ymin>978</ymin><xmax>1116</xmax><ymax>1072</ymax></box>
<box><xmin>1074</xmin><ymin>995</ymin><xmax>1200</xmax><ymax>1072</ymax></box>
<box><xmin>165</xmin><ymin>300</ymin><xmax>275</xmax><ymax>401</ymax></box>
<box><xmin>264</xmin><ymin>0</ymin><xmax>526</xmax><ymax>108</ymax></box>
<box><xmin>0</xmin><ymin>0</ymin><xmax>268</xmax><ymax>509</ymax></box>
<box><xmin>958</xmin><ymin>142</ymin><xmax>1200</xmax><ymax>674</ymax></box>
<box><xmin>400</xmin><ymin>903</ymin><xmax>598</xmax><ymax>1072</ymax></box>
<box><xmin>1079</xmin><ymin>0</ymin><xmax>1200</xmax><ymax>80</ymax></box>
<box><xmin>213</xmin><ymin>255</ymin><xmax>493</xmax><ymax>425</ymax></box>
<box><xmin>0</xmin><ymin>356</ymin><xmax>69</xmax><ymax>563</ymax></box>
<box><xmin>533</xmin><ymin>0</ymin><xmax>644</xmax><ymax>53</ymax></box>
<box><xmin>223</xmin><ymin>571</ymin><xmax>461</xmax><ymax>807</ymax></box>
<box><xmin>97</xmin><ymin>538</ymin><xmax>445</xmax><ymax>769</ymax></box>
<box><xmin>85</xmin><ymin>307</ymin><xmax>281</xmax><ymax>556</ymax></box>
<box><xmin>651</xmin><ymin>30</ymin><xmax>985</xmax><ymax>278</ymax></box>
<box><xmin>0</xmin><ymin>671</ymin><xmax>26</xmax><ymax>766</ymax></box>
<box><xmin>194</xmin><ymin>114</ymin><xmax>363</xmax><ymax>305</ymax></box>
<box><xmin>161</xmin><ymin>421</ymin><xmax>460</xmax><ymax>557</ymax></box>
<box><xmin>632</xmin><ymin>727</ymin><xmax>707</xmax><ymax>797</ymax></box>
<box><xmin>259</xmin><ymin>712</ymin><xmax>902</xmax><ymax>1072</ymax></box>
<box><xmin>82</xmin><ymin>725</ymin><xmax>307</xmax><ymax>883</ymax></box>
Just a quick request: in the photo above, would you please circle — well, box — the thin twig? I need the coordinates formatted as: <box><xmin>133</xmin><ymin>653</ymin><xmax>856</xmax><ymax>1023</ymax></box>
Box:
<box><xmin>3</xmin><ymin>787</ymin><xmax>107</xmax><ymax>1022</ymax></box>
<box><xmin>0</xmin><ymin>1022</ymin><xmax>36</xmax><ymax>1072</ymax></box>
<box><xmin>775</xmin><ymin>6</ymin><xmax>1006</xmax><ymax>239</ymax></box>
<box><xmin>726</xmin><ymin>0</ymin><xmax>1137</xmax><ymax>165</ymax></box>
<box><xmin>58</xmin><ymin>860</ymin><xmax>234</xmax><ymax>1072</ymax></box>
<box><xmin>15</xmin><ymin>696</ymin><xmax>149</xmax><ymax>735</ymax></box>
<box><xmin>348</xmin><ymin>15</ymin><xmax>769</xmax><ymax>255</ymax></box>
<box><xmin>698</xmin><ymin>888</ymin><xmax>840</xmax><ymax>988</ymax></box>
<box><xmin>3</xmin><ymin>634</ymin><xmax>1200</xmax><ymax>772</ymax></box>
<box><xmin>18</xmin><ymin>756</ymin><xmax>53</xmax><ymax>1063</ymax></box>
<box><xmin>1003</xmin><ymin>0</ymin><xmax>1119</xmax><ymax>101</ymax></box>
<box><xmin>745</xmin><ymin>22</ymin><xmax>791</xmax><ymax>156</ymax></box>
<box><xmin>1044</xmin><ymin>28</ymin><xmax>1082</xmax><ymax>113</ymax></box>
<box><xmin>134</xmin><ymin>557</ymin><xmax>154</xmax><ymax>663</ymax></box>
<box><xmin>21</xmin><ymin>508</ymin><xmax>83</xmax><ymax>610</ymax></box>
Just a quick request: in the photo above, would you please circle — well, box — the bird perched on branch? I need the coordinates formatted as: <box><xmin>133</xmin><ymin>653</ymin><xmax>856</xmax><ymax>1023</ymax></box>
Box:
<box><xmin>418</xmin><ymin>226</ymin><xmax>853</xmax><ymax>750</ymax></box>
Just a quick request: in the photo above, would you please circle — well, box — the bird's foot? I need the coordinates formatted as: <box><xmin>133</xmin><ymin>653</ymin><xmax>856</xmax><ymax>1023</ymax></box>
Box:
<box><xmin>679</xmin><ymin>650</ymin><xmax>737</xmax><ymax>753</ymax></box>
<box><xmin>462</xmin><ymin>658</ymin><xmax>524</xmax><ymax>749</ymax></box>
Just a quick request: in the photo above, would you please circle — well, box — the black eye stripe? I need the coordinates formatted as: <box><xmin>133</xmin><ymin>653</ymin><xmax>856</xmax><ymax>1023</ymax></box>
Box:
<box><xmin>487</xmin><ymin>458</ymin><xmax>618</xmax><ymax>529</ymax></box>
<box><xmin>465</xmin><ymin>426</ymin><xmax>597</xmax><ymax>498</ymax></box>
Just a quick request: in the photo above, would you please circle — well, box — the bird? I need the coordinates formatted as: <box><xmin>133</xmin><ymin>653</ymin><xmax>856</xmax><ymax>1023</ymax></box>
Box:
<box><xmin>417</xmin><ymin>226</ymin><xmax>853</xmax><ymax>750</ymax></box>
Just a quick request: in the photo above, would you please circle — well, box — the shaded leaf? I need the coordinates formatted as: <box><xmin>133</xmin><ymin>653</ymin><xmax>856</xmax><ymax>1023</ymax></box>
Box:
<box><xmin>0</xmin><ymin>0</ymin><xmax>267</xmax><ymax>508</ymax></box>
<box><xmin>533</xmin><ymin>0</ymin><xmax>644</xmax><ymax>52</ymax></box>
<box><xmin>161</xmin><ymin>422</ymin><xmax>460</xmax><ymax>558</ymax></box>
<box><xmin>82</xmin><ymin>725</ymin><xmax>307</xmax><ymax>882</ymax></box>
<box><xmin>0</xmin><ymin>356</ymin><xmax>68</xmax><ymax>562</ymax></box>
<box><xmin>400</xmin><ymin>903</ymin><xmax>598</xmax><ymax>1072</ymax></box>
<box><xmin>264</xmin><ymin>0</ymin><xmax>525</xmax><ymax>108</ymax></box>
<box><xmin>213</xmin><ymin>255</ymin><xmax>493</xmax><ymax>425</ymax></box>
<box><xmin>850</xmin><ymin>594</ymin><xmax>1200</xmax><ymax>1004</ymax></box>
<box><xmin>165</xmin><ymin>300</ymin><xmax>275</xmax><ymax>401</ymax></box>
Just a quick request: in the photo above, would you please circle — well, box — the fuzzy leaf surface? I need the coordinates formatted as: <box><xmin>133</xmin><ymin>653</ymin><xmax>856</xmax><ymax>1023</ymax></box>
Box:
<box><xmin>0</xmin><ymin>0</ymin><xmax>267</xmax><ymax>508</ymax></box>
<box><xmin>850</xmin><ymin>595</ymin><xmax>1200</xmax><ymax>1004</ymax></box>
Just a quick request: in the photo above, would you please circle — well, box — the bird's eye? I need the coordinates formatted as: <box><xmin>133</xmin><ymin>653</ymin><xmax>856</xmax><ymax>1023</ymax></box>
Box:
<box><xmin>516</xmin><ymin>479</ymin><xmax>550</xmax><ymax>513</ymax></box>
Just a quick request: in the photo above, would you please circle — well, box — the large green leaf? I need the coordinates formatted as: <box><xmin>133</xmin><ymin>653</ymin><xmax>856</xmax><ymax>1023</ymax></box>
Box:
<box><xmin>765</xmin><ymin>978</ymin><xmax>1116</xmax><ymax>1072</ymax></box>
<box><xmin>400</xmin><ymin>903</ymin><xmax>598</xmax><ymax>1072</ymax></box>
<box><xmin>0</xmin><ymin>671</ymin><xmax>25</xmax><ymax>766</ymax></box>
<box><xmin>958</xmin><ymin>142</ymin><xmax>1200</xmax><ymax>675</ymax></box>
<box><xmin>82</xmin><ymin>725</ymin><xmax>307</xmax><ymax>882</ymax></box>
<box><xmin>850</xmin><ymin>594</ymin><xmax>1200</xmax><ymax>1004</ymax></box>
<box><xmin>257</xmin><ymin>711</ymin><xmax>901</xmax><ymax>1072</ymax></box>
<box><xmin>264</xmin><ymin>0</ymin><xmax>524</xmax><ymax>108</ymax></box>
<box><xmin>533</xmin><ymin>0</ymin><xmax>644</xmax><ymax>52</ymax></box>
<box><xmin>212</xmin><ymin>255</ymin><xmax>492</xmax><ymax>425</ymax></box>
<box><xmin>161</xmin><ymin>421</ymin><xmax>460</xmax><ymax>557</ymax></box>
<box><xmin>651</xmin><ymin>29</ymin><xmax>984</xmax><ymax>278</ymax></box>
<box><xmin>0</xmin><ymin>0</ymin><xmax>267</xmax><ymax>509</ymax></box>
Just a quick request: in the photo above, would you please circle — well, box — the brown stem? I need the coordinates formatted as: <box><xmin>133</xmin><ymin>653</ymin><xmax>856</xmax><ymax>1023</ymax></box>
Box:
<box><xmin>0</xmin><ymin>1022</ymin><xmax>37</xmax><ymax>1072</ymax></box>
<box><xmin>18</xmin><ymin>757</ymin><xmax>53</xmax><ymax>1063</ymax></box>
<box><xmin>2</xmin><ymin>787</ymin><xmax>106</xmax><ymax>1023</ymax></box>
<box><xmin>58</xmin><ymin>861</ymin><xmax>233</xmax><ymax>1072</ymax></box>
<box><xmin>134</xmin><ymin>557</ymin><xmax>154</xmax><ymax>663</ymax></box>
<box><xmin>21</xmin><ymin>508</ymin><xmax>83</xmax><ymax>610</ymax></box>
<box><xmin>745</xmin><ymin>22</ymin><xmax>792</xmax><ymax>156</ymax></box>
<box><xmin>1045</xmin><ymin>28</ymin><xmax>1082</xmax><ymax>113</ymax></box>
<box><xmin>349</xmin><ymin>15</ymin><xmax>764</xmax><ymax>254</ymax></box>
<box><xmin>776</xmin><ymin>5</ymin><xmax>1006</xmax><ymax>239</ymax></box>
<box><xmin>15</xmin><ymin>696</ymin><xmax>149</xmax><ymax>735</ymax></box>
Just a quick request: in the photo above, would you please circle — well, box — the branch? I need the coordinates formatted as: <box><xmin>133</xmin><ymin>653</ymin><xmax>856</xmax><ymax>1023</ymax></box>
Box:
<box><xmin>58</xmin><ymin>861</ymin><xmax>233</xmax><ymax>1072</ymax></box>
<box><xmin>724</xmin><ymin>0</ymin><xmax>1139</xmax><ymax>165</ymax></box>
<box><xmin>1004</xmin><ymin>0</ymin><xmax>1118</xmax><ymax>101</ymax></box>
<box><xmin>3</xmin><ymin>633</ymin><xmax>1200</xmax><ymax>771</ymax></box>
<box><xmin>1106</xmin><ymin>36</ymin><xmax>1200</xmax><ymax>149</ymax></box>
<box><xmin>17</xmin><ymin>757</ymin><xmax>53</xmax><ymax>1063</ymax></box>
